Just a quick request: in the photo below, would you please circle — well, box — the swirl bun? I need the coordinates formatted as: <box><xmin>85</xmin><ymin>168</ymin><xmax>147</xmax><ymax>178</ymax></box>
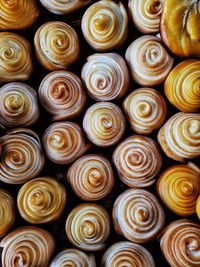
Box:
<box><xmin>0</xmin><ymin>226</ymin><xmax>55</xmax><ymax>267</ymax></box>
<box><xmin>196</xmin><ymin>196</ymin><xmax>200</xmax><ymax>220</ymax></box>
<box><xmin>123</xmin><ymin>88</ymin><xmax>167</xmax><ymax>134</ymax></box>
<box><xmin>158</xmin><ymin>112</ymin><xmax>200</xmax><ymax>161</ymax></box>
<box><xmin>39</xmin><ymin>71</ymin><xmax>86</xmax><ymax>120</ymax></box>
<box><xmin>125</xmin><ymin>35</ymin><xmax>174</xmax><ymax>86</ymax></box>
<box><xmin>82</xmin><ymin>0</ymin><xmax>128</xmax><ymax>51</ymax></box>
<box><xmin>0</xmin><ymin>32</ymin><xmax>32</xmax><ymax>82</ymax></box>
<box><xmin>34</xmin><ymin>21</ymin><xmax>80</xmax><ymax>71</ymax></box>
<box><xmin>65</xmin><ymin>203</ymin><xmax>111</xmax><ymax>251</ymax></box>
<box><xmin>113</xmin><ymin>135</ymin><xmax>162</xmax><ymax>188</ymax></box>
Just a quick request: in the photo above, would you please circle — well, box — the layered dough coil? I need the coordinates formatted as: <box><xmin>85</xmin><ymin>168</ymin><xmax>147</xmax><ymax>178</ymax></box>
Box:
<box><xmin>81</xmin><ymin>53</ymin><xmax>130</xmax><ymax>101</ymax></box>
<box><xmin>123</xmin><ymin>88</ymin><xmax>167</xmax><ymax>134</ymax></box>
<box><xmin>83</xmin><ymin>102</ymin><xmax>125</xmax><ymax>147</ymax></box>
<box><xmin>0</xmin><ymin>129</ymin><xmax>45</xmax><ymax>184</ymax></box>
<box><xmin>17</xmin><ymin>177</ymin><xmax>67</xmax><ymax>224</ymax></box>
<box><xmin>158</xmin><ymin>112</ymin><xmax>200</xmax><ymax>161</ymax></box>
<box><xmin>34</xmin><ymin>21</ymin><xmax>80</xmax><ymax>71</ymax></box>
<box><xmin>196</xmin><ymin>196</ymin><xmax>200</xmax><ymax>220</ymax></box>
<box><xmin>113</xmin><ymin>188</ymin><xmax>165</xmax><ymax>243</ymax></box>
<box><xmin>125</xmin><ymin>35</ymin><xmax>174</xmax><ymax>86</ymax></box>
<box><xmin>39</xmin><ymin>71</ymin><xmax>86</xmax><ymax>120</ymax></box>
<box><xmin>65</xmin><ymin>203</ymin><xmax>111</xmax><ymax>251</ymax></box>
<box><xmin>67</xmin><ymin>154</ymin><xmax>114</xmax><ymax>201</ymax></box>
<box><xmin>0</xmin><ymin>226</ymin><xmax>55</xmax><ymax>267</ymax></box>
<box><xmin>165</xmin><ymin>60</ymin><xmax>200</xmax><ymax>112</ymax></box>
<box><xmin>159</xmin><ymin>220</ymin><xmax>200</xmax><ymax>267</ymax></box>
<box><xmin>0</xmin><ymin>32</ymin><xmax>32</xmax><ymax>82</ymax></box>
<box><xmin>81</xmin><ymin>0</ymin><xmax>128</xmax><ymax>51</ymax></box>
<box><xmin>0</xmin><ymin>82</ymin><xmax>39</xmax><ymax>127</ymax></box>
<box><xmin>113</xmin><ymin>135</ymin><xmax>162</xmax><ymax>188</ymax></box>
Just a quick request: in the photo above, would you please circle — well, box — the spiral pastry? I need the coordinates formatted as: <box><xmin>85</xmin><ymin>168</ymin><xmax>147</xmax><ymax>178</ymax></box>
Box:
<box><xmin>158</xmin><ymin>112</ymin><xmax>200</xmax><ymax>161</ymax></box>
<box><xmin>0</xmin><ymin>189</ymin><xmax>15</xmax><ymax>237</ymax></box>
<box><xmin>39</xmin><ymin>71</ymin><xmax>86</xmax><ymax>120</ymax></box>
<box><xmin>113</xmin><ymin>188</ymin><xmax>165</xmax><ymax>243</ymax></box>
<box><xmin>196</xmin><ymin>196</ymin><xmax>200</xmax><ymax>220</ymax></box>
<box><xmin>0</xmin><ymin>82</ymin><xmax>39</xmax><ymax>127</ymax></box>
<box><xmin>0</xmin><ymin>32</ymin><xmax>33</xmax><ymax>82</ymax></box>
<box><xmin>165</xmin><ymin>60</ymin><xmax>200</xmax><ymax>112</ymax></box>
<box><xmin>101</xmin><ymin>241</ymin><xmax>155</xmax><ymax>267</ymax></box>
<box><xmin>34</xmin><ymin>21</ymin><xmax>80</xmax><ymax>71</ymax></box>
<box><xmin>81</xmin><ymin>0</ymin><xmax>128</xmax><ymax>51</ymax></box>
<box><xmin>113</xmin><ymin>135</ymin><xmax>162</xmax><ymax>188</ymax></box>
<box><xmin>159</xmin><ymin>219</ymin><xmax>200</xmax><ymax>267</ymax></box>
<box><xmin>0</xmin><ymin>129</ymin><xmax>45</xmax><ymax>184</ymax></box>
<box><xmin>43</xmin><ymin>121</ymin><xmax>89</xmax><ymax>165</ymax></box>
<box><xmin>0</xmin><ymin>226</ymin><xmax>55</xmax><ymax>267</ymax></box>
<box><xmin>65</xmin><ymin>203</ymin><xmax>111</xmax><ymax>251</ymax></box>
<box><xmin>125</xmin><ymin>35</ymin><xmax>174</xmax><ymax>86</ymax></box>
<box><xmin>83</xmin><ymin>102</ymin><xmax>125</xmax><ymax>147</ymax></box>
<box><xmin>123</xmin><ymin>88</ymin><xmax>167</xmax><ymax>134</ymax></box>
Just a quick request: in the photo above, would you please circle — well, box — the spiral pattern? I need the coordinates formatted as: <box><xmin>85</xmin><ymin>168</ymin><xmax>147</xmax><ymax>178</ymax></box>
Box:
<box><xmin>0</xmin><ymin>82</ymin><xmax>39</xmax><ymax>127</ymax></box>
<box><xmin>113</xmin><ymin>135</ymin><xmax>162</xmax><ymax>188</ymax></box>
<box><xmin>125</xmin><ymin>35</ymin><xmax>174</xmax><ymax>86</ymax></box>
<box><xmin>0</xmin><ymin>129</ymin><xmax>45</xmax><ymax>184</ymax></box>
<box><xmin>196</xmin><ymin>196</ymin><xmax>200</xmax><ymax>220</ymax></box>
<box><xmin>113</xmin><ymin>188</ymin><xmax>165</xmax><ymax>243</ymax></box>
<box><xmin>158</xmin><ymin>112</ymin><xmax>200</xmax><ymax>161</ymax></box>
<box><xmin>165</xmin><ymin>59</ymin><xmax>200</xmax><ymax>112</ymax></box>
<box><xmin>65</xmin><ymin>203</ymin><xmax>111</xmax><ymax>251</ymax></box>
<box><xmin>81</xmin><ymin>0</ymin><xmax>128</xmax><ymax>51</ymax></box>
<box><xmin>34</xmin><ymin>21</ymin><xmax>80</xmax><ymax>71</ymax></box>
<box><xmin>0</xmin><ymin>226</ymin><xmax>55</xmax><ymax>267</ymax></box>
<box><xmin>39</xmin><ymin>71</ymin><xmax>86</xmax><ymax>120</ymax></box>
<box><xmin>123</xmin><ymin>88</ymin><xmax>167</xmax><ymax>134</ymax></box>
<box><xmin>0</xmin><ymin>32</ymin><xmax>33</xmax><ymax>82</ymax></box>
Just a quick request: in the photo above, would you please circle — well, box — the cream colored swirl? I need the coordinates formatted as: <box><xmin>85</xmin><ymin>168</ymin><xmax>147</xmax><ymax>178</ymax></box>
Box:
<box><xmin>123</xmin><ymin>88</ymin><xmax>167</xmax><ymax>134</ymax></box>
<box><xmin>0</xmin><ymin>129</ymin><xmax>45</xmax><ymax>184</ymax></box>
<box><xmin>81</xmin><ymin>0</ymin><xmax>128</xmax><ymax>51</ymax></box>
<box><xmin>113</xmin><ymin>135</ymin><xmax>162</xmax><ymax>188</ymax></box>
<box><xmin>0</xmin><ymin>82</ymin><xmax>39</xmax><ymax>127</ymax></box>
<box><xmin>0</xmin><ymin>32</ymin><xmax>33</xmax><ymax>82</ymax></box>
<box><xmin>65</xmin><ymin>203</ymin><xmax>111</xmax><ymax>251</ymax></box>
<box><xmin>81</xmin><ymin>53</ymin><xmax>130</xmax><ymax>101</ymax></box>
<box><xmin>34</xmin><ymin>21</ymin><xmax>80</xmax><ymax>71</ymax></box>
<box><xmin>125</xmin><ymin>35</ymin><xmax>174</xmax><ymax>86</ymax></box>
<box><xmin>0</xmin><ymin>226</ymin><xmax>55</xmax><ymax>267</ymax></box>
<box><xmin>158</xmin><ymin>112</ymin><xmax>200</xmax><ymax>161</ymax></box>
<box><xmin>113</xmin><ymin>188</ymin><xmax>165</xmax><ymax>243</ymax></box>
<box><xmin>39</xmin><ymin>71</ymin><xmax>86</xmax><ymax>120</ymax></box>
<box><xmin>67</xmin><ymin>154</ymin><xmax>114</xmax><ymax>201</ymax></box>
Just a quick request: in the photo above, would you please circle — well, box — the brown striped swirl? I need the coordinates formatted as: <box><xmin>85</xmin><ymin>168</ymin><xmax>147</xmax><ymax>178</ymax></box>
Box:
<box><xmin>125</xmin><ymin>35</ymin><xmax>174</xmax><ymax>86</ymax></box>
<box><xmin>34</xmin><ymin>21</ymin><xmax>80</xmax><ymax>71</ymax></box>
<box><xmin>113</xmin><ymin>188</ymin><xmax>165</xmax><ymax>243</ymax></box>
<box><xmin>158</xmin><ymin>112</ymin><xmax>200</xmax><ymax>161</ymax></box>
<box><xmin>0</xmin><ymin>226</ymin><xmax>55</xmax><ymax>267</ymax></box>
<box><xmin>81</xmin><ymin>53</ymin><xmax>130</xmax><ymax>101</ymax></box>
<box><xmin>65</xmin><ymin>203</ymin><xmax>111</xmax><ymax>251</ymax></box>
<box><xmin>39</xmin><ymin>71</ymin><xmax>86</xmax><ymax>120</ymax></box>
<box><xmin>123</xmin><ymin>88</ymin><xmax>167</xmax><ymax>134</ymax></box>
<box><xmin>113</xmin><ymin>135</ymin><xmax>162</xmax><ymax>188</ymax></box>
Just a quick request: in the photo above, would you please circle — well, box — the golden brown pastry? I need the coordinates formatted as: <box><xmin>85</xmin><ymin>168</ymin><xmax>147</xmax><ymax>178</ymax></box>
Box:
<box><xmin>113</xmin><ymin>135</ymin><xmax>162</xmax><ymax>188</ymax></box>
<box><xmin>0</xmin><ymin>32</ymin><xmax>32</xmax><ymax>82</ymax></box>
<box><xmin>0</xmin><ymin>226</ymin><xmax>55</xmax><ymax>267</ymax></box>
<box><xmin>123</xmin><ymin>88</ymin><xmax>167</xmax><ymax>134</ymax></box>
<box><xmin>125</xmin><ymin>35</ymin><xmax>174</xmax><ymax>86</ymax></box>
<box><xmin>113</xmin><ymin>188</ymin><xmax>165</xmax><ymax>243</ymax></box>
<box><xmin>81</xmin><ymin>0</ymin><xmax>128</xmax><ymax>51</ymax></box>
<box><xmin>158</xmin><ymin>112</ymin><xmax>200</xmax><ymax>161</ymax></box>
<box><xmin>34</xmin><ymin>21</ymin><xmax>80</xmax><ymax>71</ymax></box>
<box><xmin>39</xmin><ymin>71</ymin><xmax>86</xmax><ymax>120</ymax></box>
<box><xmin>196</xmin><ymin>196</ymin><xmax>200</xmax><ymax>220</ymax></box>
<box><xmin>160</xmin><ymin>0</ymin><xmax>200</xmax><ymax>58</ymax></box>
<box><xmin>165</xmin><ymin>59</ymin><xmax>200</xmax><ymax>112</ymax></box>
<box><xmin>65</xmin><ymin>203</ymin><xmax>110</xmax><ymax>251</ymax></box>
